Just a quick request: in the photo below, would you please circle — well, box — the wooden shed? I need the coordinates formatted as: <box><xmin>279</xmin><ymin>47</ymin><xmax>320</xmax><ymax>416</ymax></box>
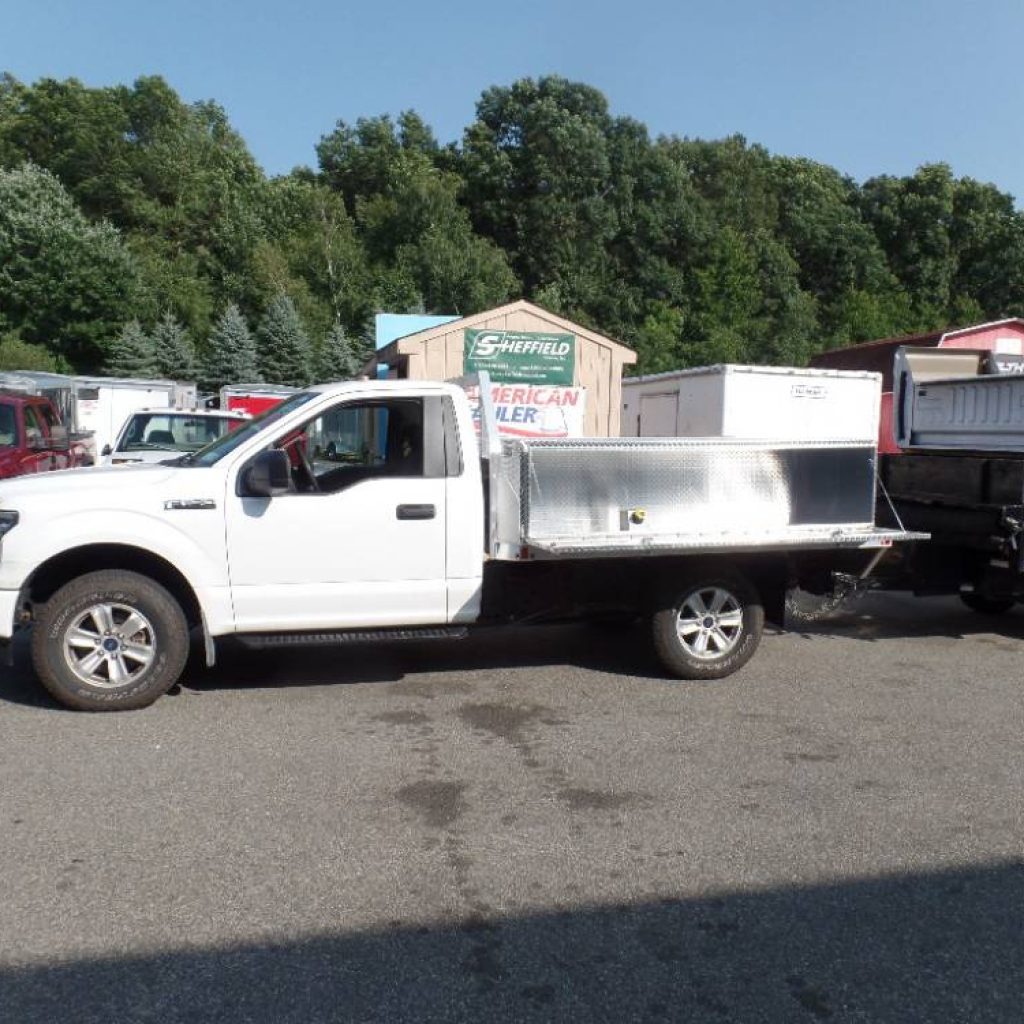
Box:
<box><xmin>371</xmin><ymin>300</ymin><xmax>636</xmax><ymax>437</ymax></box>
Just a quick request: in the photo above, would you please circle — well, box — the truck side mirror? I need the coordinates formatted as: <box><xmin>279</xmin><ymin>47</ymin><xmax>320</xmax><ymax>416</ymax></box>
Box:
<box><xmin>101</xmin><ymin>444</ymin><xmax>112</xmax><ymax>457</ymax></box>
<box><xmin>240</xmin><ymin>449</ymin><xmax>291</xmax><ymax>497</ymax></box>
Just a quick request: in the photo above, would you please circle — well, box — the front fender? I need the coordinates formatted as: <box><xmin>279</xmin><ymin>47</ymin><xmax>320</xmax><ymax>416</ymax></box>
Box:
<box><xmin>0</xmin><ymin>507</ymin><xmax>234</xmax><ymax>634</ymax></box>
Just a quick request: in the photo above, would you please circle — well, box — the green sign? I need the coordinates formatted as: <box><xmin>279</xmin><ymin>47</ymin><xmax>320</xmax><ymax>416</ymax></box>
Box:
<box><xmin>464</xmin><ymin>329</ymin><xmax>575</xmax><ymax>385</ymax></box>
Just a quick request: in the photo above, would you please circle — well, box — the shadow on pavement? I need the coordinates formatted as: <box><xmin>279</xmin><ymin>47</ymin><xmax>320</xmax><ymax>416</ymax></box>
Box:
<box><xmin>0</xmin><ymin>622</ymin><xmax>667</xmax><ymax>709</ymax></box>
<box><xmin>1</xmin><ymin>860</ymin><xmax>1021</xmax><ymax>1023</ymax></box>
<box><xmin>786</xmin><ymin>591</ymin><xmax>1024</xmax><ymax>644</ymax></box>
<box><xmin>177</xmin><ymin>622</ymin><xmax>667</xmax><ymax>695</ymax></box>
<box><xmin>3</xmin><ymin>591</ymin><xmax>1019</xmax><ymax>709</ymax></box>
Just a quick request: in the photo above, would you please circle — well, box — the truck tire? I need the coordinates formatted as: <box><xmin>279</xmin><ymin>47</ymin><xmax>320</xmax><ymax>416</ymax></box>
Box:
<box><xmin>960</xmin><ymin>593</ymin><xmax>1016</xmax><ymax>615</ymax></box>
<box><xmin>31</xmin><ymin>570</ymin><xmax>190</xmax><ymax>711</ymax></box>
<box><xmin>652</xmin><ymin>572</ymin><xmax>764</xmax><ymax>680</ymax></box>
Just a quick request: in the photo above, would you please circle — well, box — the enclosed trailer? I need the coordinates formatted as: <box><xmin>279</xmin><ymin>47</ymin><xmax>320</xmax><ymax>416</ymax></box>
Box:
<box><xmin>220</xmin><ymin>384</ymin><xmax>296</xmax><ymax>417</ymax></box>
<box><xmin>621</xmin><ymin>365</ymin><xmax>880</xmax><ymax>442</ymax></box>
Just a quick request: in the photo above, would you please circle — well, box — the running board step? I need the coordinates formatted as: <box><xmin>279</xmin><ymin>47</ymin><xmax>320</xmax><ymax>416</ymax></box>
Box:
<box><xmin>237</xmin><ymin>626</ymin><xmax>469</xmax><ymax>649</ymax></box>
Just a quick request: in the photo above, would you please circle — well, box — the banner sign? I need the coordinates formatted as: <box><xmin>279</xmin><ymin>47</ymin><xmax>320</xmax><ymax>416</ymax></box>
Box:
<box><xmin>464</xmin><ymin>329</ymin><xmax>575</xmax><ymax>385</ymax></box>
<box><xmin>465</xmin><ymin>382</ymin><xmax>587</xmax><ymax>439</ymax></box>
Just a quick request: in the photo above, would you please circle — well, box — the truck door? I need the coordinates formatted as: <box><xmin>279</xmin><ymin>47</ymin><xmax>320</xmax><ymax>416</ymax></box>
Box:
<box><xmin>22</xmin><ymin>405</ymin><xmax>62</xmax><ymax>473</ymax></box>
<box><xmin>37</xmin><ymin>403</ymin><xmax>70</xmax><ymax>469</ymax></box>
<box><xmin>225</xmin><ymin>395</ymin><xmax>449</xmax><ymax>632</ymax></box>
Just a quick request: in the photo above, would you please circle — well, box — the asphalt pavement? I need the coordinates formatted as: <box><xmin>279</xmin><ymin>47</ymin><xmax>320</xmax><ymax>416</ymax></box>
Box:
<box><xmin>0</xmin><ymin>592</ymin><xmax>1021</xmax><ymax>1023</ymax></box>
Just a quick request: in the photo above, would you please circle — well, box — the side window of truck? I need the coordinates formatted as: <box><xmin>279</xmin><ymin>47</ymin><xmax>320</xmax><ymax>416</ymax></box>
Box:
<box><xmin>277</xmin><ymin>399</ymin><xmax>425</xmax><ymax>495</ymax></box>
<box><xmin>0</xmin><ymin>406</ymin><xmax>15</xmax><ymax>446</ymax></box>
<box><xmin>23</xmin><ymin>406</ymin><xmax>45</xmax><ymax>445</ymax></box>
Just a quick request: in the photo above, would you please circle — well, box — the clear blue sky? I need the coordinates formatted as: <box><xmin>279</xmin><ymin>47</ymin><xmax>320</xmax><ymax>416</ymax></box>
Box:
<box><xmin>4</xmin><ymin>0</ymin><xmax>1023</xmax><ymax>201</ymax></box>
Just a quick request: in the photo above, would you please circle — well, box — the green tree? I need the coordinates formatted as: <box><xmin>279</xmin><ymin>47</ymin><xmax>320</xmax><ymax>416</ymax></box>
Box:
<box><xmin>261</xmin><ymin>174</ymin><xmax>371</xmax><ymax>334</ymax></box>
<box><xmin>949</xmin><ymin>177</ymin><xmax>1024</xmax><ymax>319</ymax></box>
<box><xmin>152</xmin><ymin>311</ymin><xmax>196</xmax><ymax>380</ymax></box>
<box><xmin>106</xmin><ymin>320</ymin><xmax>159</xmax><ymax>377</ymax></box>
<box><xmin>0</xmin><ymin>163</ymin><xmax>139</xmax><ymax>369</ymax></box>
<box><xmin>314</xmin><ymin>322</ymin><xmax>365</xmax><ymax>382</ymax></box>
<box><xmin>200</xmin><ymin>304</ymin><xmax>259</xmax><ymax>391</ymax></box>
<box><xmin>318</xmin><ymin>113</ymin><xmax>517</xmax><ymax>316</ymax></box>
<box><xmin>257</xmin><ymin>294</ymin><xmax>312</xmax><ymax>386</ymax></box>
<box><xmin>632</xmin><ymin>303</ymin><xmax>685</xmax><ymax>375</ymax></box>
<box><xmin>685</xmin><ymin>226</ymin><xmax>761</xmax><ymax>363</ymax></box>
<box><xmin>770</xmin><ymin>156</ymin><xmax>900</xmax><ymax>338</ymax></box>
<box><xmin>317</xmin><ymin>110</ymin><xmax>440</xmax><ymax>212</ymax></box>
<box><xmin>0</xmin><ymin>332</ymin><xmax>64</xmax><ymax>372</ymax></box>
<box><xmin>459</xmin><ymin>76</ymin><xmax>617</xmax><ymax>302</ymax></box>
<box><xmin>0</xmin><ymin>75</ymin><xmax>271</xmax><ymax>339</ymax></box>
<box><xmin>859</xmin><ymin>164</ymin><xmax>958</xmax><ymax>326</ymax></box>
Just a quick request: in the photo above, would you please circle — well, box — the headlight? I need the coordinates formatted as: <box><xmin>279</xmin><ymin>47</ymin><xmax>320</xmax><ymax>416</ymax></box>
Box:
<box><xmin>0</xmin><ymin>511</ymin><xmax>19</xmax><ymax>539</ymax></box>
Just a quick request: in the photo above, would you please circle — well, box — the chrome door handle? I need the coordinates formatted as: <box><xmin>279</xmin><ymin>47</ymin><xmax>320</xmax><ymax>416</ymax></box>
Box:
<box><xmin>396</xmin><ymin>503</ymin><xmax>435</xmax><ymax>520</ymax></box>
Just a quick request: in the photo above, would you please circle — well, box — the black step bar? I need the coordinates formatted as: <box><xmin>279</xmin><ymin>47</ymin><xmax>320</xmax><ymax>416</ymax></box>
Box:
<box><xmin>237</xmin><ymin>626</ymin><xmax>469</xmax><ymax>649</ymax></box>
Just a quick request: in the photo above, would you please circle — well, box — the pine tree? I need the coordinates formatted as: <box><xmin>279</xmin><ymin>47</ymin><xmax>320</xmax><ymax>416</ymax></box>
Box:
<box><xmin>257</xmin><ymin>294</ymin><xmax>312</xmax><ymax>387</ymax></box>
<box><xmin>314</xmin><ymin>322</ymin><xmax>365</xmax><ymax>382</ymax></box>
<box><xmin>106</xmin><ymin>320</ymin><xmax>159</xmax><ymax>378</ymax></box>
<box><xmin>152</xmin><ymin>311</ymin><xmax>196</xmax><ymax>381</ymax></box>
<box><xmin>199</xmin><ymin>304</ymin><xmax>260</xmax><ymax>392</ymax></box>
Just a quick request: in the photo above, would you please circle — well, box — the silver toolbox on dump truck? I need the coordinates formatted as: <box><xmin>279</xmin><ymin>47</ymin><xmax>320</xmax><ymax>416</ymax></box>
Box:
<box><xmin>621</xmin><ymin>365</ymin><xmax>881</xmax><ymax>442</ymax></box>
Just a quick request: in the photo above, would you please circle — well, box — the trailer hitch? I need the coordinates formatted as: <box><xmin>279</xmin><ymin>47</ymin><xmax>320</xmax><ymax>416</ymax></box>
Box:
<box><xmin>787</xmin><ymin>548</ymin><xmax>894</xmax><ymax>623</ymax></box>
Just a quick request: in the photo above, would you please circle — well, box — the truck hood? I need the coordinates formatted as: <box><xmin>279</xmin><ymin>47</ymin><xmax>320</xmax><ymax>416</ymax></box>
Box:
<box><xmin>0</xmin><ymin>464</ymin><xmax>216</xmax><ymax>509</ymax></box>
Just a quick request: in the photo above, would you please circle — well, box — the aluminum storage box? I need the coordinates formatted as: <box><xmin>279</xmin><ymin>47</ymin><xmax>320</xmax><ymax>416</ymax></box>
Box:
<box><xmin>621</xmin><ymin>365</ymin><xmax>881</xmax><ymax>443</ymax></box>
<box><xmin>490</xmin><ymin>436</ymin><xmax>907</xmax><ymax>558</ymax></box>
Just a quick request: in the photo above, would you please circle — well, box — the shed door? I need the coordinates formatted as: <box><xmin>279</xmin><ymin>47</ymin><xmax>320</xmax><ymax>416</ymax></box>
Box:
<box><xmin>638</xmin><ymin>393</ymin><xmax>679</xmax><ymax>437</ymax></box>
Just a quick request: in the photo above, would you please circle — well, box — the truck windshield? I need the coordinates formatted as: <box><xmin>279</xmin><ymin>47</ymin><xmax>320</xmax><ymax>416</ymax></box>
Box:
<box><xmin>119</xmin><ymin>413</ymin><xmax>241</xmax><ymax>452</ymax></box>
<box><xmin>183</xmin><ymin>392</ymin><xmax>316</xmax><ymax>467</ymax></box>
<box><xmin>0</xmin><ymin>405</ymin><xmax>15</xmax><ymax>447</ymax></box>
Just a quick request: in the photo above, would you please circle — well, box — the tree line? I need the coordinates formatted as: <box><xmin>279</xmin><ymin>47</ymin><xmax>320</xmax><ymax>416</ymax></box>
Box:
<box><xmin>2</xmin><ymin>72</ymin><xmax>1023</xmax><ymax>386</ymax></box>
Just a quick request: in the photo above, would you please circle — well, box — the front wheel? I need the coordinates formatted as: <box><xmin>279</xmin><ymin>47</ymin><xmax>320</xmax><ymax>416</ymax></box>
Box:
<box><xmin>652</xmin><ymin>572</ymin><xmax>764</xmax><ymax>680</ymax></box>
<box><xmin>31</xmin><ymin>570</ymin><xmax>190</xmax><ymax>711</ymax></box>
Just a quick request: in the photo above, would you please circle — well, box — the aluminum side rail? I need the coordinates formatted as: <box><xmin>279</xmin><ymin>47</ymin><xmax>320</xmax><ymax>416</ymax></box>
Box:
<box><xmin>523</xmin><ymin>527</ymin><xmax>921</xmax><ymax>559</ymax></box>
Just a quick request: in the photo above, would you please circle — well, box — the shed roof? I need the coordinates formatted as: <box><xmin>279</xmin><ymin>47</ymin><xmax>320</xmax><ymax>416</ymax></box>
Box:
<box><xmin>375</xmin><ymin>299</ymin><xmax>637</xmax><ymax>365</ymax></box>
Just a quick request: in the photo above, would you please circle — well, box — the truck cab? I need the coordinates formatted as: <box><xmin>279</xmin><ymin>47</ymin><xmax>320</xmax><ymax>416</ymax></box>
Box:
<box><xmin>0</xmin><ymin>391</ymin><xmax>88</xmax><ymax>479</ymax></box>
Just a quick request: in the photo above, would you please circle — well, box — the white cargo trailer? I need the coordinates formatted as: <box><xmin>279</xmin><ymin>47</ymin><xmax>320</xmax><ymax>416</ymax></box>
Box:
<box><xmin>621</xmin><ymin>365</ymin><xmax>881</xmax><ymax>443</ymax></box>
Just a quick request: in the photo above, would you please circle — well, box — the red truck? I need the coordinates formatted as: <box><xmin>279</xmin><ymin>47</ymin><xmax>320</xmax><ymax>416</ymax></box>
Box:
<box><xmin>0</xmin><ymin>391</ymin><xmax>91</xmax><ymax>478</ymax></box>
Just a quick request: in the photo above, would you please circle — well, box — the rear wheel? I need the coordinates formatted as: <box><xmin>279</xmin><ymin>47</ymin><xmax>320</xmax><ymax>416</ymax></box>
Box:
<box><xmin>31</xmin><ymin>570</ymin><xmax>190</xmax><ymax>711</ymax></box>
<box><xmin>960</xmin><ymin>592</ymin><xmax>1015</xmax><ymax>615</ymax></box>
<box><xmin>652</xmin><ymin>572</ymin><xmax>764</xmax><ymax>680</ymax></box>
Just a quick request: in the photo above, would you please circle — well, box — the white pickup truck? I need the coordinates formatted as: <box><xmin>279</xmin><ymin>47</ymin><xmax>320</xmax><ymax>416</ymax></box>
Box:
<box><xmin>0</xmin><ymin>376</ymin><xmax>915</xmax><ymax>710</ymax></box>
